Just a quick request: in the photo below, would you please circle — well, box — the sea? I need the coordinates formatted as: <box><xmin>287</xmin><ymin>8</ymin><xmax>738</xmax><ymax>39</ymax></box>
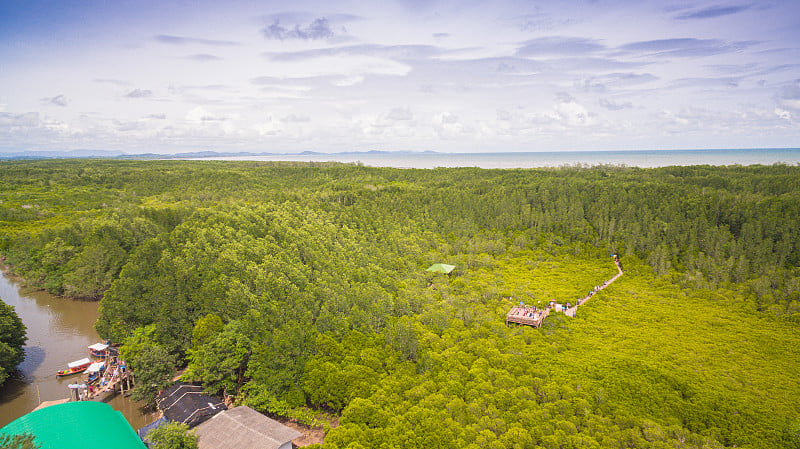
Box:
<box><xmin>199</xmin><ymin>148</ymin><xmax>800</xmax><ymax>169</ymax></box>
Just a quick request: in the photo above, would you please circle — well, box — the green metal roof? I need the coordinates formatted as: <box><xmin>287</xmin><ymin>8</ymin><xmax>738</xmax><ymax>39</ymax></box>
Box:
<box><xmin>0</xmin><ymin>401</ymin><xmax>146</xmax><ymax>449</ymax></box>
<box><xmin>426</xmin><ymin>263</ymin><xmax>455</xmax><ymax>274</ymax></box>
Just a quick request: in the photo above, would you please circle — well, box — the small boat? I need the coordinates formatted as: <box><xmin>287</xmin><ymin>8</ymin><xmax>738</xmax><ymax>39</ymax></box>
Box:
<box><xmin>56</xmin><ymin>358</ymin><xmax>92</xmax><ymax>377</ymax></box>
<box><xmin>88</xmin><ymin>342</ymin><xmax>109</xmax><ymax>358</ymax></box>
<box><xmin>86</xmin><ymin>361</ymin><xmax>105</xmax><ymax>384</ymax></box>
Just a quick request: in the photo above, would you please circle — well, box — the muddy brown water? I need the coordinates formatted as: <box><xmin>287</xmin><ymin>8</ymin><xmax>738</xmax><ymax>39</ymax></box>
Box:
<box><xmin>0</xmin><ymin>271</ymin><xmax>157</xmax><ymax>429</ymax></box>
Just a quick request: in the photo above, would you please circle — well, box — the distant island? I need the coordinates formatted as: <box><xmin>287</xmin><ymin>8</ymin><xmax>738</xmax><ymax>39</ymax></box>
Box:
<box><xmin>2</xmin><ymin>148</ymin><xmax>799</xmax><ymax>169</ymax></box>
<box><xmin>0</xmin><ymin>149</ymin><xmax>443</xmax><ymax>160</ymax></box>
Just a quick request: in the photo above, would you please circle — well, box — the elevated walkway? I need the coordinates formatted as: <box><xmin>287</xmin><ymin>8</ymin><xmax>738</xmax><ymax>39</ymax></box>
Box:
<box><xmin>506</xmin><ymin>256</ymin><xmax>623</xmax><ymax>327</ymax></box>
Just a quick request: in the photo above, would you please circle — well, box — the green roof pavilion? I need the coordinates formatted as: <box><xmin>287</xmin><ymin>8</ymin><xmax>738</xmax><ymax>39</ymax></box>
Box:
<box><xmin>426</xmin><ymin>263</ymin><xmax>455</xmax><ymax>274</ymax></box>
<box><xmin>0</xmin><ymin>401</ymin><xmax>145</xmax><ymax>449</ymax></box>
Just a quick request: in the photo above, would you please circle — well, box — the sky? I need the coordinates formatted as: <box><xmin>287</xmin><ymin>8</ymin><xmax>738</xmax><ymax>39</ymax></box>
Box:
<box><xmin>1</xmin><ymin>0</ymin><xmax>799</xmax><ymax>154</ymax></box>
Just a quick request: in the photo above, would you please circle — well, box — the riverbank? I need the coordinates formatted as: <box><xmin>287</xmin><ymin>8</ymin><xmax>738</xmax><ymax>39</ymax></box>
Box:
<box><xmin>0</xmin><ymin>258</ymin><xmax>25</xmax><ymax>284</ymax></box>
<box><xmin>0</xmin><ymin>269</ymin><xmax>155</xmax><ymax>428</ymax></box>
<box><xmin>0</xmin><ymin>256</ymin><xmax>104</xmax><ymax>303</ymax></box>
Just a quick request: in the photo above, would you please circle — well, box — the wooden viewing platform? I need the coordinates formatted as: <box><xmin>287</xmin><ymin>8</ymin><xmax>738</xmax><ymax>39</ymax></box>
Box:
<box><xmin>506</xmin><ymin>306</ymin><xmax>550</xmax><ymax>327</ymax></box>
<box><xmin>506</xmin><ymin>256</ymin><xmax>623</xmax><ymax>328</ymax></box>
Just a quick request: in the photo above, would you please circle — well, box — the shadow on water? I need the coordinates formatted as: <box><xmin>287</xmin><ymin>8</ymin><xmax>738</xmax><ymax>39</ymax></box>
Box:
<box><xmin>0</xmin><ymin>335</ymin><xmax>47</xmax><ymax>408</ymax></box>
<box><xmin>18</xmin><ymin>346</ymin><xmax>46</xmax><ymax>377</ymax></box>
<box><xmin>17</xmin><ymin>346</ymin><xmax>47</xmax><ymax>381</ymax></box>
<box><xmin>0</xmin><ymin>344</ymin><xmax>45</xmax><ymax>406</ymax></box>
<box><xmin>0</xmin><ymin>374</ymin><xmax>29</xmax><ymax>406</ymax></box>
<box><xmin>105</xmin><ymin>393</ymin><xmax>161</xmax><ymax>430</ymax></box>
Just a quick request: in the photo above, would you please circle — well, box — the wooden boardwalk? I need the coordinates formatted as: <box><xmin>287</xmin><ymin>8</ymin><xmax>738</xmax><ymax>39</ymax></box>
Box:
<box><xmin>506</xmin><ymin>257</ymin><xmax>623</xmax><ymax>327</ymax></box>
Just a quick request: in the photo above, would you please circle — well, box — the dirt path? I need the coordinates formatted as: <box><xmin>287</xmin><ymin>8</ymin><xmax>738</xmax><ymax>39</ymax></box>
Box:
<box><xmin>280</xmin><ymin>416</ymin><xmax>338</xmax><ymax>447</ymax></box>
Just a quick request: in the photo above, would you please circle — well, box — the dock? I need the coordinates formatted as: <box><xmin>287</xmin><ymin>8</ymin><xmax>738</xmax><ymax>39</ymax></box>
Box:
<box><xmin>38</xmin><ymin>351</ymin><xmax>135</xmax><ymax>414</ymax></box>
<box><xmin>67</xmin><ymin>347</ymin><xmax>134</xmax><ymax>402</ymax></box>
<box><xmin>87</xmin><ymin>358</ymin><xmax>134</xmax><ymax>402</ymax></box>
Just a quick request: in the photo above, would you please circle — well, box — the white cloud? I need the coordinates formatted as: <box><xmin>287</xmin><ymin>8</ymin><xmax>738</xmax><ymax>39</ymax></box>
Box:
<box><xmin>781</xmin><ymin>99</ymin><xmax>800</xmax><ymax>110</ymax></box>
<box><xmin>42</xmin><ymin>95</ymin><xmax>68</xmax><ymax>107</ymax></box>
<box><xmin>262</xmin><ymin>17</ymin><xmax>337</xmax><ymax>41</ymax></box>
<box><xmin>1</xmin><ymin>0</ymin><xmax>798</xmax><ymax>153</ymax></box>
<box><xmin>185</xmin><ymin>107</ymin><xmax>225</xmax><ymax>122</ymax></box>
<box><xmin>155</xmin><ymin>35</ymin><xmax>239</xmax><ymax>46</ymax></box>
<box><xmin>125</xmin><ymin>89</ymin><xmax>153</xmax><ymax>98</ymax></box>
<box><xmin>599</xmin><ymin>98</ymin><xmax>633</xmax><ymax>111</ymax></box>
<box><xmin>333</xmin><ymin>76</ymin><xmax>365</xmax><ymax>87</ymax></box>
<box><xmin>387</xmin><ymin>108</ymin><xmax>413</xmax><ymax>121</ymax></box>
<box><xmin>0</xmin><ymin>112</ymin><xmax>40</xmax><ymax>128</ymax></box>
<box><xmin>496</xmin><ymin>109</ymin><xmax>512</xmax><ymax>121</ymax></box>
<box><xmin>433</xmin><ymin>112</ymin><xmax>466</xmax><ymax>139</ymax></box>
<box><xmin>775</xmin><ymin>108</ymin><xmax>792</xmax><ymax>121</ymax></box>
<box><xmin>661</xmin><ymin>110</ymin><xmax>691</xmax><ymax>127</ymax></box>
<box><xmin>549</xmin><ymin>101</ymin><xmax>594</xmax><ymax>127</ymax></box>
<box><xmin>265</xmin><ymin>55</ymin><xmax>412</xmax><ymax>80</ymax></box>
<box><xmin>281</xmin><ymin>114</ymin><xmax>310</xmax><ymax>123</ymax></box>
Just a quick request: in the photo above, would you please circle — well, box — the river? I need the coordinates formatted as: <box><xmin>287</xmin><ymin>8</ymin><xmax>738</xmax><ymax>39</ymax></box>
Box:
<box><xmin>0</xmin><ymin>270</ymin><xmax>157</xmax><ymax>429</ymax></box>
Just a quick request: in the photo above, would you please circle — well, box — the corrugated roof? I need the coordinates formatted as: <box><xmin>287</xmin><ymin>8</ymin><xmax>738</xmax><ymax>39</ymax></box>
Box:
<box><xmin>157</xmin><ymin>382</ymin><xmax>226</xmax><ymax>428</ymax></box>
<box><xmin>194</xmin><ymin>406</ymin><xmax>302</xmax><ymax>449</ymax></box>
<box><xmin>0</xmin><ymin>401</ymin><xmax>146</xmax><ymax>449</ymax></box>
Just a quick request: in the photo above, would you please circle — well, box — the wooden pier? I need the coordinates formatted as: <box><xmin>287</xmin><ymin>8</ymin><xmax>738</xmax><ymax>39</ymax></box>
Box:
<box><xmin>68</xmin><ymin>351</ymin><xmax>134</xmax><ymax>402</ymax></box>
<box><xmin>506</xmin><ymin>256</ymin><xmax>623</xmax><ymax>328</ymax></box>
<box><xmin>38</xmin><ymin>346</ymin><xmax>135</xmax><ymax>409</ymax></box>
<box><xmin>88</xmin><ymin>361</ymin><xmax>133</xmax><ymax>402</ymax></box>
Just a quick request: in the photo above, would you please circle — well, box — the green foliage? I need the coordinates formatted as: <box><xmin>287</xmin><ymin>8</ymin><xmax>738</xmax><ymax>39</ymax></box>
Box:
<box><xmin>785</xmin><ymin>417</ymin><xmax>800</xmax><ymax>449</ymax></box>
<box><xmin>247</xmin><ymin>320</ymin><xmax>316</xmax><ymax>406</ymax></box>
<box><xmin>146</xmin><ymin>422</ymin><xmax>198</xmax><ymax>449</ymax></box>
<box><xmin>120</xmin><ymin>325</ymin><xmax>177</xmax><ymax>406</ymax></box>
<box><xmin>185</xmin><ymin>319</ymin><xmax>253</xmax><ymax>396</ymax></box>
<box><xmin>2</xmin><ymin>160</ymin><xmax>800</xmax><ymax>448</ymax></box>
<box><xmin>240</xmin><ymin>382</ymin><xmax>333</xmax><ymax>428</ymax></box>
<box><xmin>319</xmin><ymin>254</ymin><xmax>800</xmax><ymax>449</ymax></box>
<box><xmin>302</xmin><ymin>331</ymin><xmax>393</xmax><ymax>412</ymax></box>
<box><xmin>0</xmin><ymin>300</ymin><xmax>27</xmax><ymax>385</ymax></box>
<box><xmin>62</xmin><ymin>236</ymin><xmax>127</xmax><ymax>299</ymax></box>
<box><xmin>191</xmin><ymin>314</ymin><xmax>223</xmax><ymax>350</ymax></box>
<box><xmin>0</xmin><ymin>432</ymin><xmax>39</xmax><ymax>449</ymax></box>
<box><xmin>128</xmin><ymin>344</ymin><xmax>176</xmax><ymax>406</ymax></box>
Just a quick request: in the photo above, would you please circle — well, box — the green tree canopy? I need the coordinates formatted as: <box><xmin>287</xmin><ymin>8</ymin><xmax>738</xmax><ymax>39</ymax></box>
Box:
<box><xmin>120</xmin><ymin>325</ymin><xmax>177</xmax><ymax>406</ymax></box>
<box><xmin>0</xmin><ymin>300</ymin><xmax>27</xmax><ymax>385</ymax></box>
<box><xmin>146</xmin><ymin>422</ymin><xmax>197</xmax><ymax>449</ymax></box>
<box><xmin>0</xmin><ymin>432</ymin><xmax>39</xmax><ymax>449</ymax></box>
<box><xmin>2</xmin><ymin>161</ymin><xmax>800</xmax><ymax>449</ymax></box>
